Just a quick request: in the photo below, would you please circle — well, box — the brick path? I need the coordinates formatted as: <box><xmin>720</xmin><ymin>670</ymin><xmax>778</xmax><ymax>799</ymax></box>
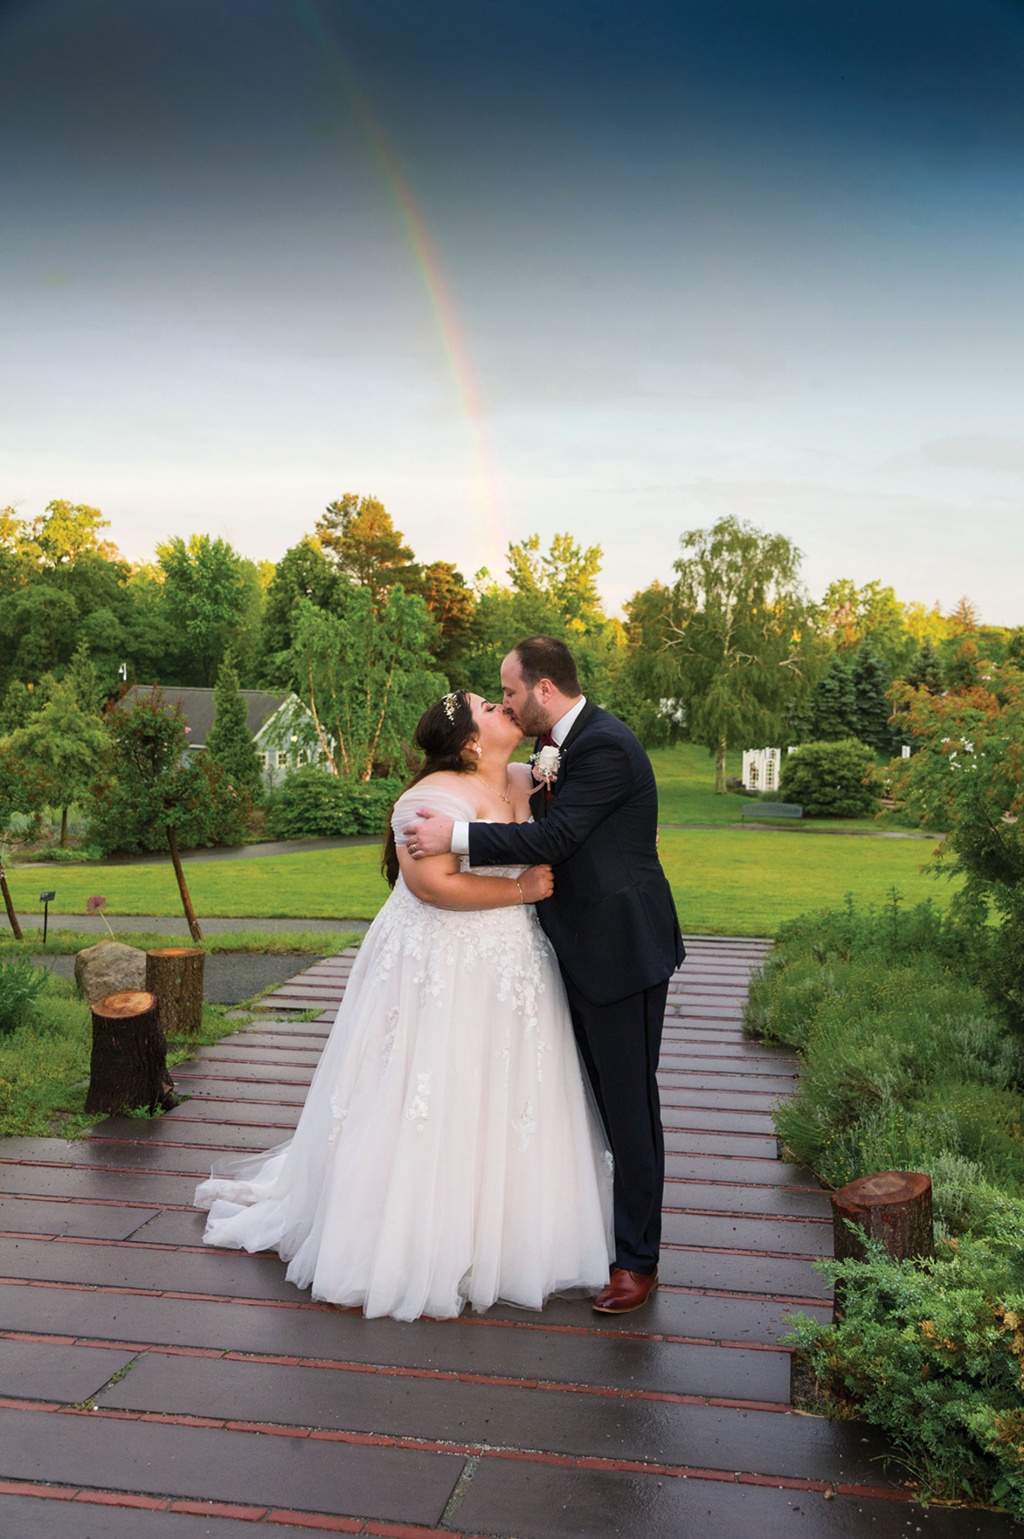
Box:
<box><xmin>0</xmin><ymin>938</ymin><xmax>1018</xmax><ymax>1537</ymax></box>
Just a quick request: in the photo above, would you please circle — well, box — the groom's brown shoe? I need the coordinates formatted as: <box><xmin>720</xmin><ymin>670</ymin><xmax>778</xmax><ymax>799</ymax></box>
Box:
<box><xmin>593</xmin><ymin>1266</ymin><xmax>658</xmax><ymax>1314</ymax></box>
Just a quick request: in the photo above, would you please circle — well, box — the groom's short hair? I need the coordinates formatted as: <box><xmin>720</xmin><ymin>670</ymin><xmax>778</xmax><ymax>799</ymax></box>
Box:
<box><xmin>514</xmin><ymin>636</ymin><xmax>581</xmax><ymax>696</ymax></box>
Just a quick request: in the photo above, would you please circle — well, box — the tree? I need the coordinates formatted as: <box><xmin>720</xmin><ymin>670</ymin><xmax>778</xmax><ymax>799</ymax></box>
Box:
<box><xmin>807</xmin><ymin>652</ymin><xmax>859</xmax><ymax>741</ymax></box>
<box><xmin>205</xmin><ymin>649</ymin><xmax>263</xmax><ymax>800</ymax></box>
<box><xmin>460</xmin><ymin>534</ymin><xmax>622</xmax><ymax>701</ymax></box>
<box><xmin>156</xmin><ymin>534</ymin><xmax>250</xmax><ymax>686</ymax></box>
<box><xmin>3</xmin><ymin>676</ymin><xmax>108</xmax><ymax>846</ymax></box>
<box><xmin>506</xmin><ymin>533</ymin><xmax>604</xmax><ymax>626</ymax></box>
<box><xmin>281</xmin><ymin>588</ymin><xmax>446</xmax><ymax>781</ymax></box>
<box><xmin>0</xmin><ymin>744</ymin><xmax>34</xmax><ymax>937</ymax></box>
<box><xmin>0</xmin><ymin>583</ymin><xmax>80</xmax><ymax>687</ymax></box>
<box><xmin>945</xmin><ymin>638</ymin><xmax>983</xmax><ymax>694</ymax></box>
<box><xmin>890</xmin><ymin>665</ymin><xmax>1024</xmax><ymax>1029</ymax></box>
<box><xmin>851</xmin><ymin>646</ymin><xmax>894</xmax><ymax>753</ymax></box>
<box><xmin>257</xmin><ymin>538</ymin><xmax>345</xmax><ymax>681</ymax></box>
<box><xmin>1007</xmin><ymin>628</ymin><xmax>1024</xmax><ymax>671</ymax></box>
<box><xmin>906</xmin><ymin>639</ymin><xmax>944</xmax><ymax>693</ymax></box>
<box><xmin>607</xmin><ymin>582</ymin><xmax>684</xmax><ymax>746</ymax></box>
<box><xmin>316</xmin><ymin>494</ymin><xmax>415</xmax><ymax>610</ymax></box>
<box><xmin>18</xmin><ymin>499</ymin><xmax>119</xmax><ymax>568</ymax></box>
<box><xmin>412</xmin><ymin>560</ymin><xmax>476</xmax><ymax>678</ymax></box>
<box><xmin>949</xmin><ymin>595</ymin><xmax>979</xmax><ymax>636</ymax></box>
<box><xmin>92</xmin><ymin>692</ymin><xmax>213</xmax><ymax>938</ymax></box>
<box><xmin>817</xmin><ymin>579</ymin><xmax>913</xmax><ymax>678</ymax></box>
<box><xmin>666</xmin><ymin>518</ymin><xmax>815</xmax><ymax>792</ymax></box>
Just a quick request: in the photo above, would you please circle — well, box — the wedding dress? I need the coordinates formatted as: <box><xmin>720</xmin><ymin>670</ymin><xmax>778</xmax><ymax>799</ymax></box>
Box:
<box><xmin>194</xmin><ymin>786</ymin><xmax>613</xmax><ymax>1321</ymax></box>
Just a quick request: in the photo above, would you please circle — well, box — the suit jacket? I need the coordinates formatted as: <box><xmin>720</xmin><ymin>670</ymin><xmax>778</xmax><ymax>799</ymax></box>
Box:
<box><xmin>468</xmin><ymin>703</ymin><xmax>685</xmax><ymax>1006</ymax></box>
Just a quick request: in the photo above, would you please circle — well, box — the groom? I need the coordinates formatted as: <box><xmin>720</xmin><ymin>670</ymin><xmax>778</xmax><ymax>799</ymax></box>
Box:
<box><xmin>406</xmin><ymin>635</ymin><xmax>684</xmax><ymax>1313</ymax></box>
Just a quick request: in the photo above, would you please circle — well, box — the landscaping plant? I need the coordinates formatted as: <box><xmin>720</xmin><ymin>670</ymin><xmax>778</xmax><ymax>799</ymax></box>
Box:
<box><xmin>779</xmin><ymin>738</ymin><xmax>880</xmax><ymax>817</ymax></box>
<box><xmin>746</xmin><ymin>892</ymin><xmax>1024</xmax><ymax>1514</ymax></box>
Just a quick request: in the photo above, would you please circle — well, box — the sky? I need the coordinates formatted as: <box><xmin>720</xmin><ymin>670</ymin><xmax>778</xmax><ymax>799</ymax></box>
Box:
<box><xmin>2</xmin><ymin>0</ymin><xmax>1023</xmax><ymax>622</ymax></box>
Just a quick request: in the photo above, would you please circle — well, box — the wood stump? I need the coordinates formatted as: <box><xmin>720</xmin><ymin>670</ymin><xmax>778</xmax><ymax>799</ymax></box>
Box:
<box><xmin>831</xmin><ymin>1170</ymin><xmax>934</xmax><ymax>1321</ymax></box>
<box><xmin>85</xmin><ymin>990</ymin><xmax>178</xmax><ymax>1117</ymax></box>
<box><xmin>145</xmin><ymin>947</ymin><xmax>205</xmax><ymax>1037</ymax></box>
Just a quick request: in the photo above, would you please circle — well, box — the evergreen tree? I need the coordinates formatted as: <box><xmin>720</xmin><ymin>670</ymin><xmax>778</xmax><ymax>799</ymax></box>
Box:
<box><xmin>807</xmin><ymin>653</ymin><xmax>858</xmax><ymax>740</ymax></box>
<box><xmin>905</xmin><ymin>638</ymin><xmax>944</xmax><ymax>693</ymax></box>
<box><xmin>206</xmin><ymin>650</ymin><xmax>263</xmax><ymax>799</ymax></box>
<box><xmin>852</xmin><ymin>646</ymin><xmax>893</xmax><ymax>752</ymax></box>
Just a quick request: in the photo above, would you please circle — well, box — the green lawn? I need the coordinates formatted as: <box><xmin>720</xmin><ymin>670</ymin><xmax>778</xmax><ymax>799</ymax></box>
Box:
<box><xmin>659</xmin><ymin>827</ymin><xmax>950</xmax><ymax>936</ymax></box>
<box><xmin>5</xmin><ymin>823</ymin><xmax>951</xmax><ymax>939</ymax></box>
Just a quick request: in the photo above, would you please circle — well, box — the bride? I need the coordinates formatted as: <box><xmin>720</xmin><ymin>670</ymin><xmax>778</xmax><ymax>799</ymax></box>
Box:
<box><xmin>194</xmin><ymin>689</ymin><xmax>613</xmax><ymax>1321</ymax></box>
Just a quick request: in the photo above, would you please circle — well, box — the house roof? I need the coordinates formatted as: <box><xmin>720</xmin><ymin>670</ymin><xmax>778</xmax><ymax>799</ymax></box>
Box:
<box><xmin>120</xmin><ymin>686</ymin><xmax>290</xmax><ymax>748</ymax></box>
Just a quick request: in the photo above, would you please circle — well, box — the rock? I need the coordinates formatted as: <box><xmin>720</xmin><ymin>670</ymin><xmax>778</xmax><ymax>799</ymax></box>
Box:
<box><xmin>74</xmin><ymin>941</ymin><xmax>147</xmax><ymax>1004</ymax></box>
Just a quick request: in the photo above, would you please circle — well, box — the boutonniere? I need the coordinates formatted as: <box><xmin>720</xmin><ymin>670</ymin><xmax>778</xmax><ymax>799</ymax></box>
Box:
<box><xmin>529</xmin><ymin>744</ymin><xmax>561</xmax><ymax>783</ymax></box>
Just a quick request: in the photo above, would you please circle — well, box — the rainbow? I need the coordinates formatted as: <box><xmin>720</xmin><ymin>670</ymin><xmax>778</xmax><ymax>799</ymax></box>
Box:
<box><xmin>290</xmin><ymin>0</ymin><xmax>505</xmax><ymax>573</ymax></box>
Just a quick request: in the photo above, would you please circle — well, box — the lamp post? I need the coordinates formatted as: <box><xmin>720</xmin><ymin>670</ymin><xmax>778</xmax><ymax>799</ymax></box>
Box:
<box><xmin>39</xmin><ymin>891</ymin><xmax>56</xmax><ymax>945</ymax></box>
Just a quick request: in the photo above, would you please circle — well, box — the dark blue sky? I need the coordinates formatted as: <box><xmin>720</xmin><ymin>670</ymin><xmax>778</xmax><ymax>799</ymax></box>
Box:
<box><xmin>2</xmin><ymin>0</ymin><xmax>1023</xmax><ymax>618</ymax></box>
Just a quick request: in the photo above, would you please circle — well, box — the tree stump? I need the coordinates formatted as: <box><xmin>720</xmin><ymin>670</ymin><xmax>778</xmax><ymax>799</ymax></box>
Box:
<box><xmin>831</xmin><ymin>1170</ymin><xmax>934</xmax><ymax>1321</ymax></box>
<box><xmin>145</xmin><ymin>947</ymin><xmax>205</xmax><ymax>1038</ymax></box>
<box><xmin>85</xmin><ymin>990</ymin><xmax>178</xmax><ymax>1117</ymax></box>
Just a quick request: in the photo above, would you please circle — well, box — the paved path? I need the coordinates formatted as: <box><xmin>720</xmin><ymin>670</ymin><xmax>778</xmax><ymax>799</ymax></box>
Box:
<box><xmin>0</xmin><ymin>938</ymin><xmax>1017</xmax><ymax>1536</ymax></box>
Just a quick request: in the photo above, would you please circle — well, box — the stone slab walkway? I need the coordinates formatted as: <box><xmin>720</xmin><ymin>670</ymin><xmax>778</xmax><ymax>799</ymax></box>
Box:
<box><xmin>0</xmin><ymin>937</ymin><xmax>1019</xmax><ymax>1536</ymax></box>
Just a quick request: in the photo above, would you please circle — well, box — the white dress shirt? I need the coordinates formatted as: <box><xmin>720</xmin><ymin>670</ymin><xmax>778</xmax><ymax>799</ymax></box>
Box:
<box><xmin>451</xmin><ymin>696</ymin><xmax>588</xmax><ymax>855</ymax></box>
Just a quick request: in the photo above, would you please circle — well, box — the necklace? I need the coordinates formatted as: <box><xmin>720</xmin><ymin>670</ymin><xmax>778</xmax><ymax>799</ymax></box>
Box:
<box><xmin>477</xmin><ymin>775</ymin><xmax>512</xmax><ymax>805</ymax></box>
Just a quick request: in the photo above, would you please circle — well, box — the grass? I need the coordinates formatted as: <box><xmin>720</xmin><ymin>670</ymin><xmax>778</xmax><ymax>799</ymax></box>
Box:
<box><xmin>0</xmin><ymin>928</ymin><xmax>361</xmax><ymax>959</ymax></box>
<box><xmin>0</xmin><ymin>972</ymin><xmax>249</xmax><ymax>1140</ymax></box>
<box><xmin>1</xmin><ymin>743</ymin><xmax>950</xmax><ymax>939</ymax></box>
<box><xmin>658</xmin><ymin>827</ymin><xmax>949</xmax><ymax>935</ymax></box>
<box><xmin>3</xmin><ymin>824</ymin><xmax>951</xmax><ymax>938</ymax></box>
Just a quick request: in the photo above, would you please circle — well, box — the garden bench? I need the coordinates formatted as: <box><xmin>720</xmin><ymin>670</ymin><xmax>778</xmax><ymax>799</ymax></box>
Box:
<box><xmin>740</xmin><ymin>801</ymin><xmax>803</xmax><ymax>822</ymax></box>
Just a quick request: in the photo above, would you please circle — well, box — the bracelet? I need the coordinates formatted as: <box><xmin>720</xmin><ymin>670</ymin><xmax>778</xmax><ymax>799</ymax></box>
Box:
<box><xmin>514</xmin><ymin>878</ymin><xmax>525</xmax><ymax>905</ymax></box>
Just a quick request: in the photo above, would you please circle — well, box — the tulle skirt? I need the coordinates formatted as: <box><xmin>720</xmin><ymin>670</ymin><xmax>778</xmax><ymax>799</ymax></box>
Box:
<box><xmin>195</xmin><ymin>876</ymin><xmax>613</xmax><ymax>1321</ymax></box>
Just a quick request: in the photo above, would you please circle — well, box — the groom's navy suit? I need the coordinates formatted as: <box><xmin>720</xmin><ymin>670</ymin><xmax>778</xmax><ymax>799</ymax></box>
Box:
<box><xmin>468</xmin><ymin>701</ymin><xmax>685</xmax><ymax>1274</ymax></box>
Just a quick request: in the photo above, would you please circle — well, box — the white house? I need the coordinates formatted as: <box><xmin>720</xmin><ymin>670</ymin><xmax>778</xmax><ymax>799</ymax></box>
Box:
<box><xmin>121</xmin><ymin>686</ymin><xmax>320</xmax><ymax>790</ymax></box>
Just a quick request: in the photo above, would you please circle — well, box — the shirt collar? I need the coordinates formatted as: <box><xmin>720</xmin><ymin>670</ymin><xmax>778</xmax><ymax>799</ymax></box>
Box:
<box><xmin>550</xmin><ymin>695</ymin><xmax>587</xmax><ymax>747</ymax></box>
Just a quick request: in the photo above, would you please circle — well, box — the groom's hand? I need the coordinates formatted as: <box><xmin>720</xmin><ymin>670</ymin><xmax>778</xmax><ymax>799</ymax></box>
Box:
<box><xmin>405</xmin><ymin>809</ymin><xmax>454</xmax><ymax>859</ymax></box>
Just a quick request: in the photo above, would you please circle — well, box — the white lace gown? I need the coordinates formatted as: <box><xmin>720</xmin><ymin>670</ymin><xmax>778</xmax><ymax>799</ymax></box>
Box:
<box><xmin>194</xmin><ymin>786</ymin><xmax>613</xmax><ymax>1321</ymax></box>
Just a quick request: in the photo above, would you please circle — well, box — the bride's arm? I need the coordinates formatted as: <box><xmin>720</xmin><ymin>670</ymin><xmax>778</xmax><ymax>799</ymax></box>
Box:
<box><xmin>396</xmin><ymin>848</ymin><xmax>552</xmax><ymax>910</ymax></box>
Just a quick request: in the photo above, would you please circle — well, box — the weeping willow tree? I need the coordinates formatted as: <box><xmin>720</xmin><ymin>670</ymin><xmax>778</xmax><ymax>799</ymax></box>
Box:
<box><xmin>668</xmin><ymin>517</ymin><xmax>817</xmax><ymax>792</ymax></box>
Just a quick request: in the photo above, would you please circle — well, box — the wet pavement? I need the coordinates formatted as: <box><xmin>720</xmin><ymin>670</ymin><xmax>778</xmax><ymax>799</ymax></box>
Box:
<box><xmin>0</xmin><ymin>937</ymin><xmax>1019</xmax><ymax>1536</ymax></box>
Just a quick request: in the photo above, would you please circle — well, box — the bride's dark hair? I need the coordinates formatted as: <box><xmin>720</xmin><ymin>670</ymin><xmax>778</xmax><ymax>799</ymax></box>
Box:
<box><xmin>381</xmin><ymin>690</ymin><xmax>477</xmax><ymax>887</ymax></box>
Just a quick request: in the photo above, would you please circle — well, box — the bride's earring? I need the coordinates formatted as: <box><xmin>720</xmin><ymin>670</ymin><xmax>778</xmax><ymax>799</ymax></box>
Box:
<box><xmin>473</xmin><ymin>744</ymin><xmax>483</xmax><ymax>758</ymax></box>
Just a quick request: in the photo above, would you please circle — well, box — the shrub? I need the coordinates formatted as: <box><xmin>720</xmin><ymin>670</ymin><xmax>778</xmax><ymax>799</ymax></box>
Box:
<box><xmin>265</xmin><ymin>767</ymin><xmax>404</xmax><ymax>840</ymax></box>
<box><xmin>780</xmin><ymin>738</ymin><xmax>880</xmax><ymax>817</ymax></box>
<box><xmin>747</xmin><ymin>896</ymin><xmax>1023</xmax><ymax>1195</ymax></box>
<box><xmin>786</xmin><ymin>1230</ymin><xmax>1024</xmax><ymax>1516</ymax></box>
<box><xmin>0</xmin><ymin>956</ymin><xmax>48</xmax><ymax>1038</ymax></box>
<box><xmin>746</xmin><ymin>893</ymin><xmax>1024</xmax><ymax>1514</ymax></box>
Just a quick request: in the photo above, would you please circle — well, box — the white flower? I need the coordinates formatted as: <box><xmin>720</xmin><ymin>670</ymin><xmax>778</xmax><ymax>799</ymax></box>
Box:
<box><xmin>530</xmin><ymin>745</ymin><xmax>561</xmax><ymax>781</ymax></box>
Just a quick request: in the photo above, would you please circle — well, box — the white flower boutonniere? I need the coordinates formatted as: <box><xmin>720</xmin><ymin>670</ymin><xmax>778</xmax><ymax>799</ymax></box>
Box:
<box><xmin>530</xmin><ymin>744</ymin><xmax>561</xmax><ymax>783</ymax></box>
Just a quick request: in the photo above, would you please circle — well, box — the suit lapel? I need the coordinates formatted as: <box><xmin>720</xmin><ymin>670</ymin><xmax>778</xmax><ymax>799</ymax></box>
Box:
<box><xmin>531</xmin><ymin>701</ymin><xmax>599</xmax><ymax>819</ymax></box>
<box><xmin>558</xmin><ymin>698</ymin><xmax>600</xmax><ymax>757</ymax></box>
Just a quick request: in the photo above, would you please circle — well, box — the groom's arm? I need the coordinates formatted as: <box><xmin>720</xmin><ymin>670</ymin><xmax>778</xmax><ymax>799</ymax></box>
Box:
<box><xmin>407</xmin><ymin>740</ymin><xmax>631</xmax><ymax>866</ymax></box>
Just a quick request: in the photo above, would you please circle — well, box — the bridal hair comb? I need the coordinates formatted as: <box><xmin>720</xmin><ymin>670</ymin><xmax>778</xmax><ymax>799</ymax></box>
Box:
<box><xmin>442</xmin><ymin>691</ymin><xmax>460</xmax><ymax>723</ymax></box>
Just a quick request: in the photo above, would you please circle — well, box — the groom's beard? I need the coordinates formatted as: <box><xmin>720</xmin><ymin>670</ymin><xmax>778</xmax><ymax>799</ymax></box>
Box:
<box><xmin>513</xmin><ymin>693</ymin><xmax>550</xmax><ymax>737</ymax></box>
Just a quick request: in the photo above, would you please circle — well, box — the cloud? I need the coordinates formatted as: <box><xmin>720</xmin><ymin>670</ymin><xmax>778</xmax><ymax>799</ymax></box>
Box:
<box><xmin>893</xmin><ymin>435</ymin><xmax>1024</xmax><ymax>473</ymax></box>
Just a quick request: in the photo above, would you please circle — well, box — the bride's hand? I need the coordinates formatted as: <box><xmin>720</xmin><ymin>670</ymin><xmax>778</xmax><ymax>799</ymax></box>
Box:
<box><xmin>517</xmin><ymin>865</ymin><xmax>554</xmax><ymax>903</ymax></box>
